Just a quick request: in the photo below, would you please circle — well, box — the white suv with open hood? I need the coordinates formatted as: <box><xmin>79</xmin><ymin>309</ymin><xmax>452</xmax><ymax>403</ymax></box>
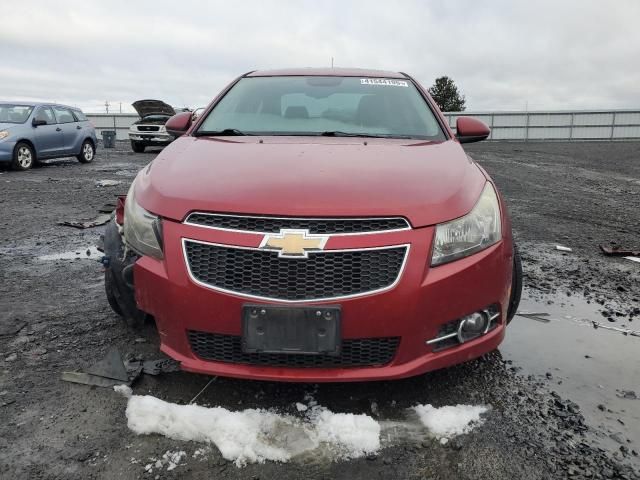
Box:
<box><xmin>128</xmin><ymin>99</ymin><xmax>176</xmax><ymax>152</ymax></box>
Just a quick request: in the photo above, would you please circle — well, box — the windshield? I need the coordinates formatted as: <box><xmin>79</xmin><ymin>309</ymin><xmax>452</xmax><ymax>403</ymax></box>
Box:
<box><xmin>0</xmin><ymin>104</ymin><xmax>34</xmax><ymax>124</ymax></box>
<box><xmin>198</xmin><ymin>76</ymin><xmax>445</xmax><ymax>139</ymax></box>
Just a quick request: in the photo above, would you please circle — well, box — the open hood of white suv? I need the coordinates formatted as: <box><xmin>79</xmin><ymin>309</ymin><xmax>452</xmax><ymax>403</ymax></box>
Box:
<box><xmin>132</xmin><ymin>100</ymin><xmax>175</xmax><ymax>119</ymax></box>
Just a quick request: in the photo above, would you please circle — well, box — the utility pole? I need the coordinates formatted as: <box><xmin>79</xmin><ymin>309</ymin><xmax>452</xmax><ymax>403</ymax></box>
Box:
<box><xmin>105</xmin><ymin>100</ymin><xmax>110</xmax><ymax>114</ymax></box>
<box><xmin>119</xmin><ymin>102</ymin><xmax>122</xmax><ymax>113</ymax></box>
<box><xmin>331</xmin><ymin>57</ymin><xmax>334</xmax><ymax>68</ymax></box>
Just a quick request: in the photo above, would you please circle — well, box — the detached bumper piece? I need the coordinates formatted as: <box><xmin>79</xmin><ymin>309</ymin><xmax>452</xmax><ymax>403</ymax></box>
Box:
<box><xmin>188</xmin><ymin>331</ymin><xmax>400</xmax><ymax>368</ymax></box>
<box><xmin>426</xmin><ymin>305</ymin><xmax>500</xmax><ymax>351</ymax></box>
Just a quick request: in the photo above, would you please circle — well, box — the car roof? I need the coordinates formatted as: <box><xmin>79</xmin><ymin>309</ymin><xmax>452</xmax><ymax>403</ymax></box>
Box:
<box><xmin>0</xmin><ymin>101</ymin><xmax>82</xmax><ymax>110</ymax></box>
<box><xmin>246</xmin><ymin>67</ymin><xmax>407</xmax><ymax>79</ymax></box>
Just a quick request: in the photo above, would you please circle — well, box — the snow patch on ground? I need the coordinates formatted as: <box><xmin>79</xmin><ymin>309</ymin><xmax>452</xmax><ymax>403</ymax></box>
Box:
<box><xmin>113</xmin><ymin>384</ymin><xmax>132</xmax><ymax>398</ymax></box>
<box><xmin>125</xmin><ymin>395</ymin><xmax>380</xmax><ymax>466</ymax></box>
<box><xmin>412</xmin><ymin>404</ymin><xmax>488</xmax><ymax>439</ymax></box>
<box><xmin>143</xmin><ymin>450</ymin><xmax>186</xmax><ymax>473</ymax></box>
<box><xmin>121</xmin><ymin>393</ymin><xmax>487</xmax><ymax>467</ymax></box>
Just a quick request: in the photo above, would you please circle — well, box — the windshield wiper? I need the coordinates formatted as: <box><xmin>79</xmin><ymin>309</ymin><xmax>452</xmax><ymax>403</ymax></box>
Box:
<box><xmin>319</xmin><ymin>131</ymin><xmax>412</xmax><ymax>139</ymax></box>
<box><xmin>194</xmin><ymin>128</ymin><xmax>251</xmax><ymax>137</ymax></box>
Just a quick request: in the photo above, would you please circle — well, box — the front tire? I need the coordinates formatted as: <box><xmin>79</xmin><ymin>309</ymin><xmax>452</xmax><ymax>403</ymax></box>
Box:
<box><xmin>12</xmin><ymin>142</ymin><xmax>35</xmax><ymax>171</ymax></box>
<box><xmin>105</xmin><ymin>268</ymin><xmax>123</xmax><ymax>316</ymax></box>
<box><xmin>103</xmin><ymin>220</ymin><xmax>147</xmax><ymax>330</ymax></box>
<box><xmin>77</xmin><ymin>140</ymin><xmax>95</xmax><ymax>163</ymax></box>
<box><xmin>506</xmin><ymin>245</ymin><xmax>523</xmax><ymax>323</ymax></box>
<box><xmin>131</xmin><ymin>141</ymin><xmax>145</xmax><ymax>153</ymax></box>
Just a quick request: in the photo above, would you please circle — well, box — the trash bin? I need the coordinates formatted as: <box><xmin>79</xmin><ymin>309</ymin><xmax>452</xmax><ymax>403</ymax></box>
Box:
<box><xmin>101</xmin><ymin>130</ymin><xmax>116</xmax><ymax>148</ymax></box>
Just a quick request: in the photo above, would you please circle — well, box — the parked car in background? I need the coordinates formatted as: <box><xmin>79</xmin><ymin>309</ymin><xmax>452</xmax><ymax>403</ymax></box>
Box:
<box><xmin>105</xmin><ymin>68</ymin><xmax>522</xmax><ymax>382</ymax></box>
<box><xmin>0</xmin><ymin>102</ymin><xmax>97</xmax><ymax>171</ymax></box>
<box><xmin>191</xmin><ymin>107</ymin><xmax>206</xmax><ymax>120</ymax></box>
<box><xmin>128</xmin><ymin>100</ymin><xmax>175</xmax><ymax>153</ymax></box>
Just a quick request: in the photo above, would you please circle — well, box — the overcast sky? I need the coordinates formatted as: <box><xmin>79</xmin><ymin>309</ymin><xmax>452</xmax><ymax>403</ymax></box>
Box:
<box><xmin>1</xmin><ymin>0</ymin><xmax>638</xmax><ymax>113</ymax></box>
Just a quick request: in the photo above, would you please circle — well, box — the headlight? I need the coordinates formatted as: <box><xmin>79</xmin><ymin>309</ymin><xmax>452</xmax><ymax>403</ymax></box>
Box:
<box><xmin>431</xmin><ymin>182</ymin><xmax>501</xmax><ymax>266</ymax></box>
<box><xmin>0</xmin><ymin>130</ymin><xmax>10</xmax><ymax>140</ymax></box>
<box><xmin>123</xmin><ymin>182</ymin><xmax>164</xmax><ymax>259</ymax></box>
<box><xmin>159</xmin><ymin>125</ymin><xmax>167</xmax><ymax>133</ymax></box>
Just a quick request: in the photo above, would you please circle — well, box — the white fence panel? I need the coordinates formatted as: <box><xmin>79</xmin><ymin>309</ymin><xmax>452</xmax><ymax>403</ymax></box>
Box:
<box><xmin>443</xmin><ymin>109</ymin><xmax>640</xmax><ymax>141</ymax></box>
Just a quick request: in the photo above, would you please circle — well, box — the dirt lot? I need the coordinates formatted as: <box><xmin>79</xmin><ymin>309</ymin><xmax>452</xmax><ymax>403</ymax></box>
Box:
<box><xmin>0</xmin><ymin>141</ymin><xmax>638</xmax><ymax>479</ymax></box>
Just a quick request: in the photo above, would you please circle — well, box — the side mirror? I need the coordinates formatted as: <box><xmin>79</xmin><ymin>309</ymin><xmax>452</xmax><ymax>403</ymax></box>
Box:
<box><xmin>32</xmin><ymin>118</ymin><xmax>47</xmax><ymax>127</ymax></box>
<box><xmin>166</xmin><ymin>112</ymin><xmax>193</xmax><ymax>137</ymax></box>
<box><xmin>456</xmin><ymin>117</ymin><xmax>490</xmax><ymax>144</ymax></box>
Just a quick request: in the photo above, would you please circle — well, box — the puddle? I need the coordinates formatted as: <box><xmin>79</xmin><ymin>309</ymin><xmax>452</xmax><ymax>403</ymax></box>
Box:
<box><xmin>37</xmin><ymin>246</ymin><xmax>102</xmax><ymax>261</ymax></box>
<box><xmin>501</xmin><ymin>291</ymin><xmax>640</xmax><ymax>454</ymax></box>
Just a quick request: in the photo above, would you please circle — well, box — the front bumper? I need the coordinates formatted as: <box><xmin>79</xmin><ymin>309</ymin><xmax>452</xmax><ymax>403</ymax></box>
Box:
<box><xmin>0</xmin><ymin>139</ymin><xmax>16</xmax><ymax>162</ymax></box>
<box><xmin>129</xmin><ymin>132</ymin><xmax>172</xmax><ymax>145</ymax></box>
<box><xmin>133</xmin><ymin>219</ymin><xmax>513</xmax><ymax>382</ymax></box>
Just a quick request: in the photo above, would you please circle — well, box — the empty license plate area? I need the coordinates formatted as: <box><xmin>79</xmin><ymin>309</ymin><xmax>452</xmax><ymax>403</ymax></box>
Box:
<box><xmin>242</xmin><ymin>305</ymin><xmax>341</xmax><ymax>355</ymax></box>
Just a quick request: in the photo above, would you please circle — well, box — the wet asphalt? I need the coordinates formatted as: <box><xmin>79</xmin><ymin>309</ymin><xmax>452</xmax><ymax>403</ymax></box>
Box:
<box><xmin>0</xmin><ymin>141</ymin><xmax>638</xmax><ymax>479</ymax></box>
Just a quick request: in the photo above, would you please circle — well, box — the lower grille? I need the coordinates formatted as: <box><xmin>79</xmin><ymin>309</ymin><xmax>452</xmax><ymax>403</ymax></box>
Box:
<box><xmin>188</xmin><ymin>331</ymin><xmax>400</xmax><ymax>368</ymax></box>
<box><xmin>184</xmin><ymin>240</ymin><xmax>408</xmax><ymax>301</ymax></box>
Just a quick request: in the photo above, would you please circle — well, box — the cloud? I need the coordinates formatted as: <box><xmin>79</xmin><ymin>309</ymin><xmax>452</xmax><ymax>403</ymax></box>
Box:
<box><xmin>0</xmin><ymin>0</ymin><xmax>638</xmax><ymax>112</ymax></box>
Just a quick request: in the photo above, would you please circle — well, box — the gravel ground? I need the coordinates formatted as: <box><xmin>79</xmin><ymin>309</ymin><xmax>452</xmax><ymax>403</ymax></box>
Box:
<box><xmin>0</xmin><ymin>141</ymin><xmax>638</xmax><ymax>479</ymax></box>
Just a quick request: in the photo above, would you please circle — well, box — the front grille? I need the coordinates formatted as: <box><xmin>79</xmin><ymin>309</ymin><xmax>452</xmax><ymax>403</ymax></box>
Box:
<box><xmin>186</xmin><ymin>213</ymin><xmax>410</xmax><ymax>234</ymax></box>
<box><xmin>188</xmin><ymin>331</ymin><xmax>399</xmax><ymax>367</ymax></box>
<box><xmin>137</xmin><ymin>125</ymin><xmax>160</xmax><ymax>132</ymax></box>
<box><xmin>184</xmin><ymin>241</ymin><xmax>407</xmax><ymax>301</ymax></box>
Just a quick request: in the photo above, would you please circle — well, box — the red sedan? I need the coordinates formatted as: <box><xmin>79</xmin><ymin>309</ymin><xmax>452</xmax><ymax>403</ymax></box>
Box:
<box><xmin>104</xmin><ymin>68</ymin><xmax>522</xmax><ymax>382</ymax></box>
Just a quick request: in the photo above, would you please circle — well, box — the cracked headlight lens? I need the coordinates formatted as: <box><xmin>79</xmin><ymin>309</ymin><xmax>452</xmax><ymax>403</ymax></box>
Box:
<box><xmin>431</xmin><ymin>182</ymin><xmax>501</xmax><ymax>266</ymax></box>
<box><xmin>123</xmin><ymin>181</ymin><xmax>163</xmax><ymax>259</ymax></box>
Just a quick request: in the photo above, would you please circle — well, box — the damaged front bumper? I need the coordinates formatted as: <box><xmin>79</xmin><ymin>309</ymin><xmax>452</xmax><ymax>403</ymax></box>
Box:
<box><xmin>123</xmin><ymin>218</ymin><xmax>513</xmax><ymax>382</ymax></box>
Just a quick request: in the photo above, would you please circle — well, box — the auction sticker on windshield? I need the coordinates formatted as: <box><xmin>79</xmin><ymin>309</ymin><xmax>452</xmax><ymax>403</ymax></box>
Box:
<box><xmin>360</xmin><ymin>78</ymin><xmax>409</xmax><ymax>87</ymax></box>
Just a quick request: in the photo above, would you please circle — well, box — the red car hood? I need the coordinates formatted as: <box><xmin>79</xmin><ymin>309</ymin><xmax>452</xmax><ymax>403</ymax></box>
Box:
<box><xmin>135</xmin><ymin>136</ymin><xmax>487</xmax><ymax>228</ymax></box>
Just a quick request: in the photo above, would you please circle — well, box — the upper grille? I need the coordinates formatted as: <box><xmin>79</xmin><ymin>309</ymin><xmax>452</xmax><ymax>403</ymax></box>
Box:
<box><xmin>137</xmin><ymin>125</ymin><xmax>160</xmax><ymax>132</ymax></box>
<box><xmin>186</xmin><ymin>213</ymin><xmax>410</xmax><ymax>234</ymax></box>
<box><xmin>184</xmin><ymin>240</ymin><xmax>408</xmax><ymax>301</ymax></box>
<box><xmin>188</xmin><ymin>331</ymin><xmax>400</xmax><ymax>368</ymax></box>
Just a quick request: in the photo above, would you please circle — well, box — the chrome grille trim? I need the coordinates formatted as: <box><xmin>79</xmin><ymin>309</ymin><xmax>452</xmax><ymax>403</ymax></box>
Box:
<box><xmin>184</xmin><ymin>213</ymin><xmax>411</xmax><ymax>236</ymax></box>
<box><xmin>182</xmin><ymin>238</ymin><xmax>410</xmax><ymax>303</ymax></box>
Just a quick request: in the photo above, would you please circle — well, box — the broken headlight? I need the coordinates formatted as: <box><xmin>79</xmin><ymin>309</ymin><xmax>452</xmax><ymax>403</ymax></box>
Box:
<box><xmin>123</xmin><ymin>181</ymin><xmax>164</xmax><ymax>259</ymax></box>
<box><xmin>431</xmin><ymin>182</ymin><xmax>501</xmax><ymax>266</ymax></box>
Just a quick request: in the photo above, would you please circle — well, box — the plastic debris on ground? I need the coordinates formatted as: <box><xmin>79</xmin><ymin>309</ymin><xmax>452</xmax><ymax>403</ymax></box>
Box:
<box><xmin>95</xmin><ymin>179</ymin><xmax>122</xmax><ymax>187</ymax></box>
<box><xmin>61</xmin><ymin>347</ymin><xmax>179</xmax><ymax>388</ymax></box>
<box><xmin>599</xmin><ymin>244</ymin><xmax>640</xmax><ymax>257</ymax></box>
<box><xmin>58</xmin><ymin>213</ymin><xmax>112</xmax><ymax>229</ymax></box>
<box><xmin>515</xmin><ymin>311</ymin><xmax>551</xmax><ymax>323</ymax></box>
<box><xmin>555</xmin><ymin>245</ymin><xmax>572</xmax><ymax>252</ymax></box>
<box><xmin>62</xmin><ymin>347</ymin><xmax>132</xmax><ymax>388</ymax></box>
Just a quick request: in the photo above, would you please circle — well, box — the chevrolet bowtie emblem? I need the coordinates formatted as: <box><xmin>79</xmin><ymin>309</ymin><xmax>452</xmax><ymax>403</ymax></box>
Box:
<box><xmin>260</xmin><ymin>229</ymin><xmax>329</xmax><ymax>258</ymax></box>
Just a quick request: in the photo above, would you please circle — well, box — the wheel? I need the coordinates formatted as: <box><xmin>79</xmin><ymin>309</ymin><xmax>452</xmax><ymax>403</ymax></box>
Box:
<box><xmin>105</xmin><ymin>268</ymin><xmax>123</xmax><ymax>316</ymax></box>
<box><xmin>12</xmin><ymin>142</ymin><xmax>35</xmax><ymax>171</ymax></box>
<box><xmin>77</xmin><ymin>140</ymin><xmax>95</xmax><ymax>163</ymax></box>
<box><xmin>506</xmin><ymin>244</ymin><xmax>523</xmax><ymax>323</ymax></box>
<box><xmin>103</xmin><ymin>220</ymin><xmax>146</xmax><ymax>330</ymax></box>
<box><xmin>131</xmin><ymin>141</ymin><xmax>145</xmax><ymax>153</ymax></box>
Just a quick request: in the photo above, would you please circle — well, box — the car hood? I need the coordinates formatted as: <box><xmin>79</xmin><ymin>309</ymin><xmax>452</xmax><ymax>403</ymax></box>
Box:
<box><xmin>0</xmin><ymin>123</ymin><xmax>20</xmax><ymax>131</ymax></box>
<box><xmin>135</xmin><ymin>137</ymin><xmax>487</xmax><ymax>228</ymax></box>
<box><xmin>132</xmin><ymin>100</ymin><xmax>175</xmax><ymax>118</ymax></box>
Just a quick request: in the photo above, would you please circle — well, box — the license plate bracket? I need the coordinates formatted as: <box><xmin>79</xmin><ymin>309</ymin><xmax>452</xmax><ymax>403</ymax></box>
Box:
<box><xmin>242</xmin><ymin>305</ymin><xmax>341</xmax><ymax>355</ymax></box>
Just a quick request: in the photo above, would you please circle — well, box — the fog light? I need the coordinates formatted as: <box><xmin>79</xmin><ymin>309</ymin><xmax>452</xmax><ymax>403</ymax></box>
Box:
<box><xmin>457</xmin><ymin>312</ymin><xmax>488</xmax><ymax>343</ymax></box>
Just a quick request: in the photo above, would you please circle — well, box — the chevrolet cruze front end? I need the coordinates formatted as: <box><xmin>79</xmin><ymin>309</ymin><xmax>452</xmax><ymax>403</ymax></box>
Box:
<box><xmin>104</xmin><ymin>68</ymin><xmax>522</xmax><ymax>382</ymax></box>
